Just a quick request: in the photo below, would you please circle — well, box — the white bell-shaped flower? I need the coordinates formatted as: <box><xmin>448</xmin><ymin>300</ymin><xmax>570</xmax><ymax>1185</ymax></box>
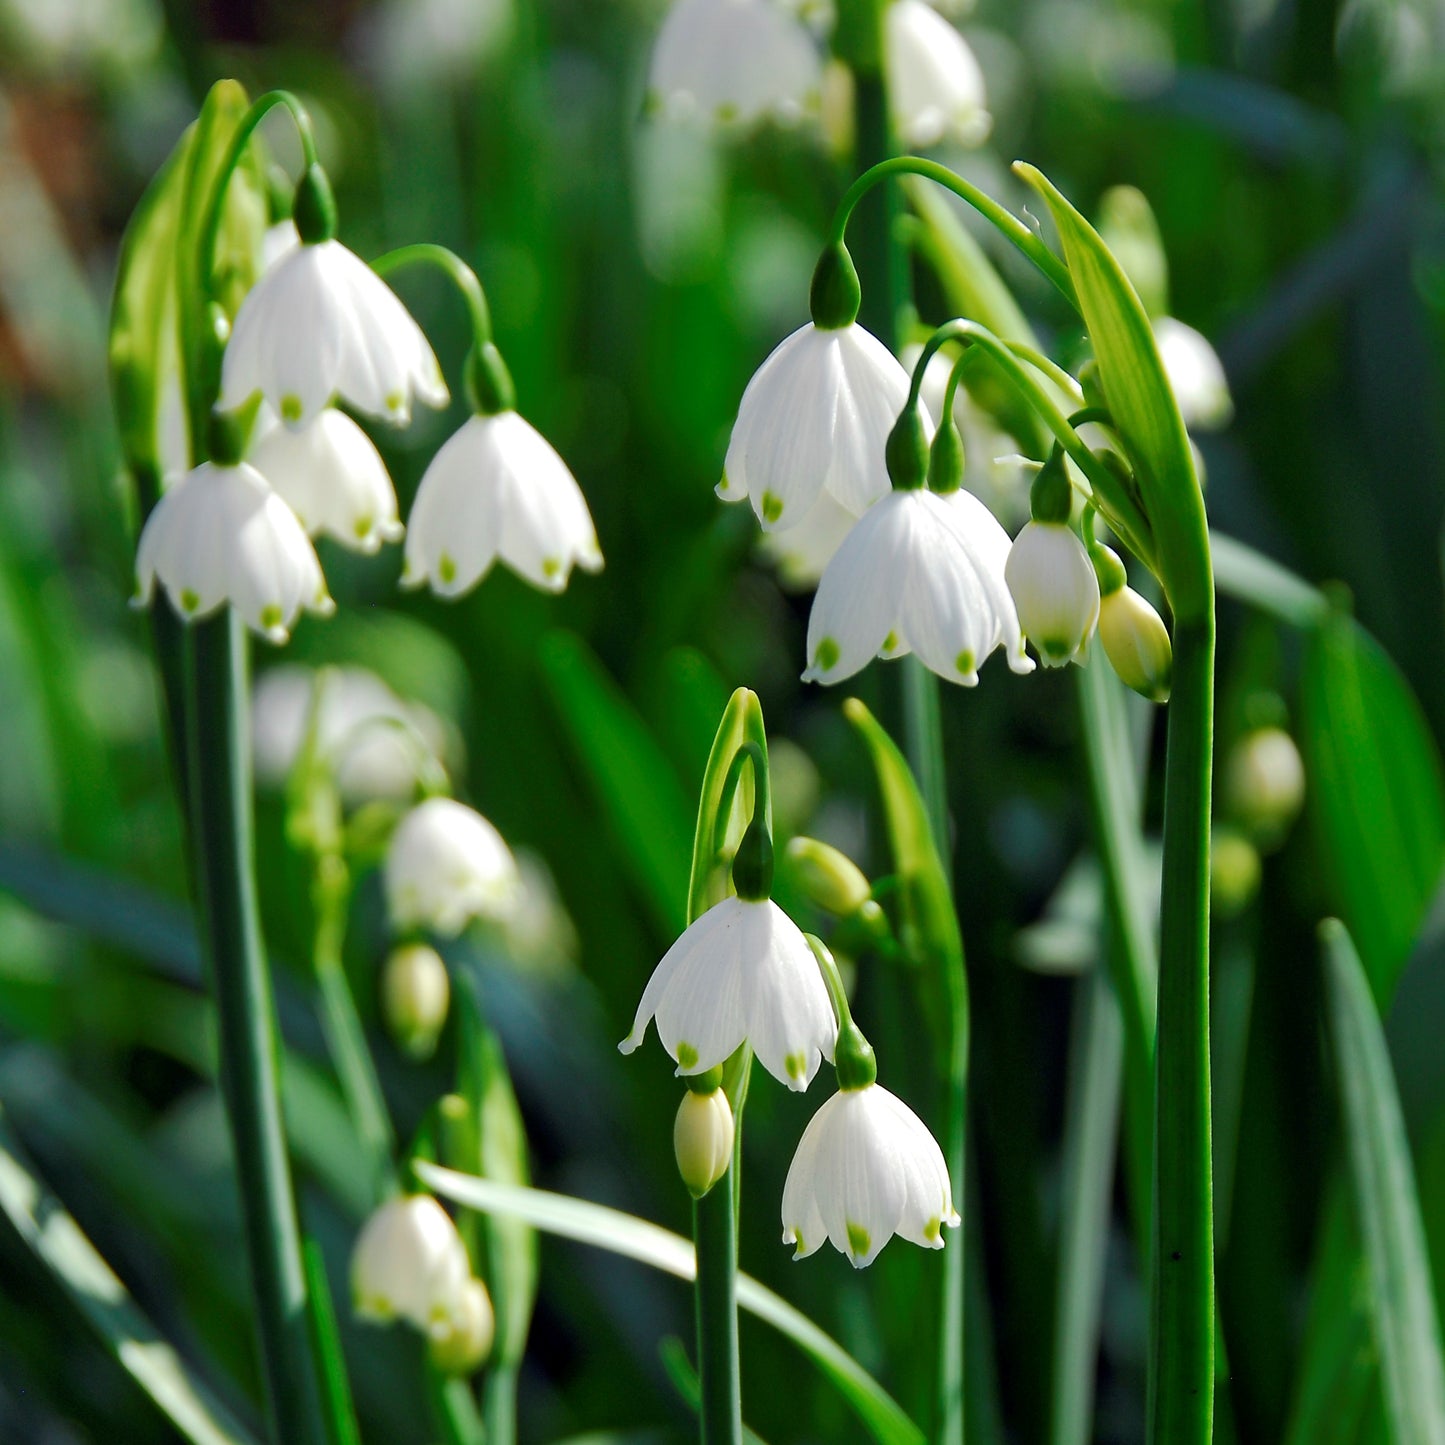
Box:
<box><xmin>1153</xmin><ymin>316</ymin><xmax>1233</xmax><ymax>431</ymax></box>
<box><xmin>721</xmin><ymin>322</ymin><xmax>916</xmax><ymax>530</ymax></box>
<box><xmin>647</xmin><ymin>0</ymin><xmax>823</xmax><ymax>128</ymax></box>
<box><xmin>248</xmin><ymin>408</ymin><xmax>403</xmax><ymax>553</ymax></box>
<box><xmin>385</xmin><ymin>796</ymin><xmax>522</xmax><ymax>937</ymax></box>
<box><xmin>134</xmin><ymin>461</ymin><xmax>333</xmax><ymax>644</ymax></box>
<box><xmin>1005</xmin><ymin>520</ymin><xmax>1100</xmax><ymax>667</ymax></box>
<box><xmin>620</xmin><ymin>895</ymin><xmax>838</xmax><ymax>1091</ymax></box>
<box><xmin>219</xmin><ymin>240</ymin><xmax>448</xmax><ymax>429</ymax></box>
<box><xmin>351</xmin><ymin>1194</ymin><xmax>472</xmax><ymax>1337</ymax></box>
<box><xmin>782</xmin><ymin>1082</ymin><xmax>960</xmax><ymax>1267</ymax></box>
<box><xmin>402</xmin><ymin>410</ymin><xmax>603</xmax><ymax>597</ymax></box>
<box><xmin>803</xmin><ymin>487</ymin><xmax>1032</xmax><ymax>686</ymax></box>
<box><xmin>886</xmin><ymin>0</ymin><xmax>991</xmax><ymax>149</ymax></box>
<box><xmin>261</xmin><ymin>220</ymin><xmax>300</xmax><ymax>272</ymax></box>
<box><xmin>758</xmin><ymin>488</ymin><xmax>858</xmax><ymax>590</ymax></box>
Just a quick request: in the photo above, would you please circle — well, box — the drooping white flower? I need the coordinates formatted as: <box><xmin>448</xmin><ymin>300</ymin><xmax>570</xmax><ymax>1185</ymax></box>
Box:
<box><xmin>261</xmin><ymin>220</ymin><xmax>300</xmax><ymax>272</ymax></box>
<box><xmin>219</xmin><ymin>239</ymin><xmax>448</xmax><ymax>429</ymax></box>
<box><xmin>248</xmin><ymin>407</ymin><xmax>403</xmax><ymax>553</ymax></box>
<box><xmin>647</xmin><ymin>0</ymin><xmax>823</xmax><ymax>128</ymax></box>
<box><xmin>402</xmin><ymin>411</ymin><xmax>603</xmax><ymax>598</ymax></box>
<box><xmin>886</xmin><ymin>0</ymin><xmax>991</xmax><ymax>149</ymax></box>
<box><xmin>1153</xmin><ymin>316</ymin><xmax>1233</xmax><ymax>431</ymax></box>
<box><xmin>351</xmin><ymin>1195</ymin><xmax>472</xmax><ymax>1337</ymax></box>
<box><xmin>782</xmin><ymin>1082</ymin><xmax>960</xmax><ymax>1267</ymax></box>
<box><xmin>1005</xmin><ymin>520</ymin><xmax>1100</xmax><ymax>667</ymax></box>
<box><xmin>429</xmin><ymin>1277</ymin><xmax>496</xmax><ymax>1375</ymax></box>
<box><xmin>385</xmin><ymin>796</ymin><xmax>522</xmax><ymax>937</ymax></box>
<box><xmin>1226</xmin><ymin>726</ymin><xmax>1305</xmax><ymax>845</ymax></box>
<box><xmin>134</xmin><ymin>462</ymin><xmax>333</xmax><ymax>644</ymax></box>
<box><xmin>620</xmin><ymin>895</ymin><xmax>837</xmax><ymax>1090</ymax></box>
<box><xmin>803</xmin><ymin>487</ymin><xmax>1032</xmax><ymax>686</ymax></box>
<box><xmin>758</xmin><ymin>488</ymin><xmax>858</xmax><ymax>590</ymax></box>
<box><xmin>721</xmin><ymin>323</ymin><xmax>916</xmax><ymax>531</ymax></box>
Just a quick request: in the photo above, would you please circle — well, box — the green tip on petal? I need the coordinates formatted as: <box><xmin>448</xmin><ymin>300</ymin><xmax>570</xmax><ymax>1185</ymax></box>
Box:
<box><xmin>260</xmin><ymin>604</ymin><xmax>283</xmax><ymax>631</ymax></box>
<box><xmin>180</xmin><ymin>589</ymin><xmax>200</xmax><ymax>614</ymax></box>
<box><xmin>846</xmin><ymin>1222</ymin><xmax>871</xmax><ymax>1260</ymax></box>
<box><xmin>438</xmin><ymin>553</ymin><xmax>457</xmax><ymax>585</ymax></box>
<box><xmin>815</xmin><ymin>637</ymin><xmax>840</xmax><ymax>672</ymax></box>
<box><xmin>882</xmin><ymin>630</ymin><xmax>899</xmax><ymax>654</ymax></box>
<box><xmin>924</xmin><ymin>1217</ymin><xmax>942</xmax><ymax>1243</ymax></box>
<box><xmin>281</xmin><ymin>395</ymin><xmax>303</xmax><ymax>423</ymax></box>
<box><xmin>785</xmin><ymin>1052</ymin><xmax>806</xmax><ymax>1082</ymax></box>
<box><xmin>676</xmin><ymin>1042</ymin><xmax>699</xmax><ymax>1070</ymax></box>
<box><xmin>955</xmin><ymin>651</ymin><xmax>975</xmax><ymax>676</ymax></box>
<box><xmin>761</xmin><ymin>491</ymin><xmax>784</xmax><ymax>524</ymax></box>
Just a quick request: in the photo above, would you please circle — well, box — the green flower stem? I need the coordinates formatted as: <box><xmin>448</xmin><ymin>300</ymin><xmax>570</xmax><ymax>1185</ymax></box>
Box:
<box><xmin>185</xmin><ymin>611</ymin><xmax>322</xmax><ymax>1445</ymax></box>
<box><xmin>694</xmin><ymin>1175</ymin><xmax>741</xmax><ymax>1445</ymax></box>
<box><xmin>371</xmin><ymin>243</ymin><xmax>497</xmax><ymax>348</ymax></box>
<box><xmin>1149</xmin><ymin>614</ymin><xmax>1217</xmax><ymax>1445</ymax></box>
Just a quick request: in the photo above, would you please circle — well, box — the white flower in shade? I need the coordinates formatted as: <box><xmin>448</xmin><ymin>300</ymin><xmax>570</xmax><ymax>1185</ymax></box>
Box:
<box><xmin>402</xmin><ymin>411</ymin><xmax>603</xmax><ymax>597</ymax></box>
<box><xmin>134</xmin><ymin>462</ymin><xmax>333</xmax><ymax>644</ymax></box>
<box><xmin>1153</xmin><ymin>316</ymin><xmax>1233</xmax><ymax>431</ymax></box>
<box><xmin>351</xmin><ymin>1195</ymin><xmax>471</xmax><ymax>1337</ymax></box>
<box><xmin>886</xmin><ymin>0</ymin><xmax>991</xmax><ymax>149</ymax></box>
<box><xmin>758</xmin><ymin>488</ymin><xmax>858</xmax><ymax>590</ymax></box>
<box><xmin>248</xmin><ymin>408</ymin><xmax>403</xmax><ymax>553</ymax></box>
<box><xmin>385</xmin><ymin>796</ymin><xmax>522</xmax><ymax>936</ymax></box>
<box><xmin>803</xmin><ymin>488</ymin><xmax>1032</xmax><ymax>686</ymax></box>
<box><xmin>219</xmin><ymin>240</ymin><xmax>448</xmax><ymax>429</ymax></box>
<box><xmin>619</xmin><ymin>895</ymin><xmax>837</xmax><ymax>1090</ymax></box>
<box><xmin>1005</xmin><ymin>521</ymin><xmax>1100</xmax><ymax>667</ymax></box>
<box><xmin>721</xmin><ymin>323</ymin><xmax>916</xmax><ymax>531</ymax></box>
<box><xmin>782</xmin><ymin>1082</ymin><xmax>960</xmax><ymax>1267</ymax></box>
<box><xmin>647</xmin><ymin>0</ymin><xmax>823</xmax><ymax>128</ymax></box>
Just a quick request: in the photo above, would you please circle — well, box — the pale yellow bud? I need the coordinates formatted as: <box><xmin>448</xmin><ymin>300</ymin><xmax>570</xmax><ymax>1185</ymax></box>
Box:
<box><xmin>785</xmin><ymin>836</ymin><xmax>872</xmax><ymax>917</ymax></box>
<box><xmin>673</xmin><ymin>1089</ymin><xmax>734</xmax><ymax>1199</ymax></box>
<box><xmin>428</xmin><ymin>1277</ymin><xmax>495</xmax><ymax>1376</ymax></box>
<box><xmin>1098</xmin><ymin>586</ymin><xmax>1173</xmax><ymax>703</ymax></box>
<box><xmin>1226</xmin><ymin>727</ymin><xmax>1305</xmax><ymax>849</ymax></box>
<box><xmin>382</xmin><ymin>944</ymin><xmax>451</xmax><ymax>1060</ymax></box>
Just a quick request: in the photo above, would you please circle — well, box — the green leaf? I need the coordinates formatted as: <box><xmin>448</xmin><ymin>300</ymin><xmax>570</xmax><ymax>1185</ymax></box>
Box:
<box><xmin>302</xmin><ymin>1240</ymin><xmax>363</xmax><ymax>1445</ymax></box>
<box><xmin>415</xmin><ymin>1165</ymin><xmax>925</xmax><ymax>1445</ymax></box>
<box><xmin>1321</xmin><ymin>919</ymin><xmax>1445</xmax><ymax>1444</ymax></box>
<box><xmin>0</xmin><ymin>1108</ymin><xmax>259</xmax><ymax>1445</ymax></box>
<box><xmin>1015</xmin><ymin>164</ymin><xmax>1209</xmax><ymax>621</ymax></box>
<box><xmin>1210</xmin><ymin>532</ymin><xmax>1330</xmax><ymax>630</ymax></box>
<box><xmin>539</xmin><ymin>631</ymin><xmax>693</xmax><ymax>937</ymax></box>
<box><xmin>1302</xmin><ymin>614</ymin><xmax>1445</xmax><ymax>1003</ymax></box>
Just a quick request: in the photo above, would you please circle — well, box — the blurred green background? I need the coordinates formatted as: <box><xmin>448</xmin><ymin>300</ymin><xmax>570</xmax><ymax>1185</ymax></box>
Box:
<box><xmin>3</xmin><ymin>0</ymin><xmax>1445</xmax><ymax>1442</ymax></box>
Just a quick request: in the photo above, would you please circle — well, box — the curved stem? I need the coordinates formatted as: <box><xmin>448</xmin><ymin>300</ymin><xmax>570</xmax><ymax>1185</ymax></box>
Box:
<box><xmin>829</xmin><ymin>157</ymin><xmax>1075</xmax><ymax>306</ymax></box>
<box><xmin>371</xmin><ymin>243</ymin><xmax>496</xmax><ymax>347</ymax></box>
<box><xmin>711</xmin><ymin>741</ymin><xmax>772</xmax><ymax>859</ymax></box>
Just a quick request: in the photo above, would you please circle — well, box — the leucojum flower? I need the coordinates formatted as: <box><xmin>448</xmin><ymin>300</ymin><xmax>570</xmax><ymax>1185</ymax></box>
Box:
<box><xmin>1091</xmin><ymin>543</ymin><xmax>1172</xmax><ymax>704</ymax></box>
<box><xmin>351</xmin><ymin>1193</ymin><xmax>472</xmax><ymax>1337</ymax></box>
<box><xmin>886</xmin><ymin>0</ymin><xmax>991</xmax><ymax>149</ymax></box>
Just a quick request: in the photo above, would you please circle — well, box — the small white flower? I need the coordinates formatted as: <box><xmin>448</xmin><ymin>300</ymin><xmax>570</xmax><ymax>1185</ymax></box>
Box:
<box><xmin>1226</xmin><ymin>727</ymin><xmax>1305</xmax><ymax>844</ymax></box>
<box><xmin>1153</xmin><ymin>316</ymin><xmax>1233</xmax><ymax>431</ymax></box>
<box><xmin>248</xmin><ymin>408</ymin><xmax>403</xmax><ymax>553</ymax></box>
<box><xmin>782</xmin><ymin>1082</ymin><xmax>960</xmax><ymax>1267</ymax></box>
<box><xmin>403</xmin><ymin>411</ymin><xmax>603</xmax><ymax>597</ymax></box>
<box><xmin>1005</xmin><ymin>520</ymin><xmax>1101</xmax><ymax>667</ymax></box>
<box><xmin>219</xmin><ymin>239</ymin><xmax>449</xmax><ymax>429</ymax></box>
<box><xmin>804</xmin><ymin>488</ymin><xmax>1032</xmax><ymax>686</ymax></box>
<box><xmin>351</xmin><ymin>1195</ymin><xmax>472</xmax><ymax>1337</ymax></box>
<box><xmin>758</xmin><ymin>488</ymin><xmax>858</xmax><ymax>590</ymax></box>
<box><xmin>134</xmin><ymin>462</ymin><xmax>333</xmax><ymax>644</ymax></box>
<box><xmin>385</xmin><ymin>796</ymin><xmax>522</xmax><ymax>937</ymax></box>
<box><xmin>721</xmin><ymin>322</ymin><xmax>916</xmax><ymax>530</ymax></box>
<box><xmin>620</xmin><ymin>895</ymin><xmax>837</xmax><ymax>1090</ymax></box>
<box><xmin>886</xmin><ymin>0</ymin><xmax>991</xmax><ymax>149</ymax></box>
<box><xmin>647</xmin><ymin>0</ymin><xmax>823</xmax><ymax>128</ymax></box>
<box><xmin>381</xmin><ymin>943</ymin><xmax>452</xmax><ymax>1059</ymax></box>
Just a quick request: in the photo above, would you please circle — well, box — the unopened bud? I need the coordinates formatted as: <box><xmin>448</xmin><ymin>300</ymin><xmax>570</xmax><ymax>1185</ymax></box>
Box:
<box><xmin>1211</xmin><ymin>826</ymin><xmax>1261</xmax><ymax>919</ymax></box>
<box><xmin>428</xmin><ymin>1277</ymin><xmax>495</xmax><ymax>1375</ymax></box>
<box><xmin>1097</xmin><ymin>585</ymin><xmax>1172</xmax><ymax>703</ymax></box>
<box><xmin>673</xmin><ymin>1089</ymin><xmax>734</xmax><ymax>1199</ymax></box>
<box><xmin>786</xmin><ymin>836</ymin><xmax>872</xmax><ymax>917</ymax></box>
<box><xmin>382</xmin><ymin>944</ymin><xmax>451</xmax><ymax>1059</ymax></box>
<box><xmin>1226</xmin><ymin>727</ymin><xmax>1305</xmax><ymax>849</ymax></box>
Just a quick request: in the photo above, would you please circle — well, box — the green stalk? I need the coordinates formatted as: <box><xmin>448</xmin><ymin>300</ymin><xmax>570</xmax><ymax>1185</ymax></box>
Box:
<box><xmin>694</xmin><ymin>1171</ymin><xmax>742</xmax><ymax>1445</ymax></box>
<box><xmin>1148</xmin><ymin>615</ymin><xmax>1216</xmax><ymax>1445</ymax></box>
<box><xmin>483</xmin><ymin>1366</ymin><xmax>519</xmax><ymax>1444</ymax></box>
<box><xmin>185</xmin><ymin>611</ymin><xmax>321</xmax><ymax>1445</ymax></box>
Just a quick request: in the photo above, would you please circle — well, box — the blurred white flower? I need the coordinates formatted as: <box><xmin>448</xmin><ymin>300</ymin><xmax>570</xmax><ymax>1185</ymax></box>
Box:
<box><xmin>1005</xmin><ymin>520</ymin><xmax>1100</xmax><ymax>667</ymax></box>
<box><xmin>721</xmin><ymin>322</ymin><xmax>914</xmax><ymax>531</ymax></box>
<box><xmin>219</xmin><ymin>240</ymin><xmax>448</xmax><ymax>428</ymax></box>
<box><xmin>647</xmin><ymin>0</ymin><xmax>823</xmax><ymax>128</ymax></box>
<box><xmin>0</xmin><ymin>0</ymin><xmax>163</xmax><ymax>76</ymax></box>
<box><xmin>758</xmin><ymin>488</ymin><xmax>858</xmax><ymax>590</ymax></box>
<box><xmin>1153</xmin><ymin>316</ymin><xmax>1233</xmax><ymax>431</ymax></box>
<box><xmin>886</xmin><ymin>0</ymin><xmax>991</xmax><ymax>149</ymax></box>
<box><xmin>251</xmin><ymin>664</ymin><xmax>449</xmax><ymax>803</ymax></box>
<box><xmin>356</xmin><ymin>0</ymin><xmax>514</xmax><ymax>92</ymax></box>
<box><xmin>385</xmin><ymin>797</ymin><xmax>522</xmax><ymax>937</ymax></box>
<box><xmin>248</xmin><ymin>408</ymin><xmax>402</xmax><ymax>554</ymax></box>
<box><xmin>782</xmin><ymin>1081</ymin><xmax>959</xmax><ymax>1267</ymax></box>
<box><xmin>351</xmin><ymin>1195</ymin><xmax>471</xmax><ymax>1338</ymax></box>
<box><xmin>402</xmin><ymin>411</ymin><xmax>603</xmax><ymax>598</ymax></box>
<box><xmin>1226</xmin><ymin>726</ymin><xmax>1305</xmax><ymax>844</ymax></box>
<box><xmin>804</xmin><ymin>488</ymin><xmax>1031</xmax><ymax>685</ymax></box>
<box><xmin>429</xmin><ymin>1277</ymin><xmax>496</xmax><ymax>1375</ymax></box>
<box><xmin>620</xmin><ymin>895</ymin><xmax>837</xmax><ymax>1091</ymax></box>
<box><xmin>134</xmin><ymin>462</ymin><xmax>332</xmax><ymax>644</ymax></box>
<box><xmin>381</xmin><ymin>943</ymin><xmax>451</xmax><ymax>1059</ymax></box>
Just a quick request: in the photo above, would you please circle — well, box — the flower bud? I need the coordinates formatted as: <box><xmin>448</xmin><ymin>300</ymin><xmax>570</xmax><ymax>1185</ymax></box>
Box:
<box><xmin>1211</xmin><ymin>826</ymin><xmax>1261</xmax><ymax>919</ymax></box>
<box><xmin>1225</xmin><ymin>726</ymin><xmax>1305</xmax><ymax>849</ymax></box>
<box><xmin>673</xmin><ymin>1089</ymin><xmax>735</xmax><ymax>1199</ymax></box>
<box><xmin>1005</xmin><ymin>521</ymin><xmax>1100</xmax><ymax>667</ymax></box>
<box><xmin>1097</xmin><ymin>585</ymin><xmax>1172</xmax><ymax>703</ymax></box>
<box><xmin>785</xmin><ymin>836</ymin><xmax>872</xmax><ymax>917</ymax></box>
<box><xmin>428</xmin><ymin>1277</ymin><xmax>495</xmax><ymax>1376</ymax></box>
<box><xmin>352</xmin><ymin>1195</ymin><xmax>471</xmax><ymax>1338</ymax></box>
<box><xmin>382</xmin><ymin>944</ymin><xmax>451</xmax><ymax>1059</ymax></box>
